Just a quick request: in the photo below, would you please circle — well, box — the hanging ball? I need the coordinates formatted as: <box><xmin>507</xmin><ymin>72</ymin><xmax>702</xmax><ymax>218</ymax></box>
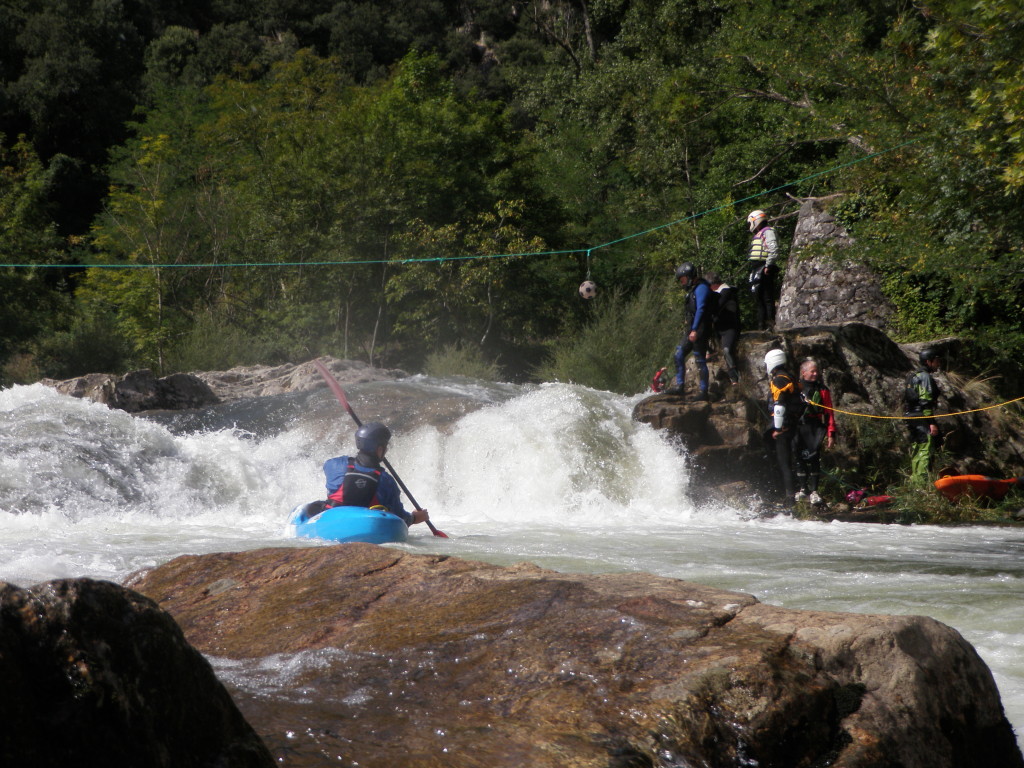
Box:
<box><xmin>579</xmin><ymin>280</ymin><xmax>597</xmax><ymax>299</ymax></box>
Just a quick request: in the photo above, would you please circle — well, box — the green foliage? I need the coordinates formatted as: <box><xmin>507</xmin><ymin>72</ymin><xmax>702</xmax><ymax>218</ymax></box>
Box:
<box><xmin>0</xmin><ymin>353</ymin><xmax>40</xmax><ymax>386</ymax></box>
<box><xmin>83</xmin><ymin>132</ymin><xmax>205</xmax><ymax>372</ymax></box>
<box><xmin>2</xmin><ymin>0</ymin><xmax>1024</xmax><ymax>392</ymax></box>
<box><xmin>163</xmin><ymin>310</ymin><xmax>294</xmax><ymax>372</ymax></box>
<box><xmin>28</xmin><ymin>311</ymin><xmax>135</xmax><ymax>379</ymax></box>
<box><xmin>840</xmin><ymin>410</ymin><xmax>907</xmax><ymax>490</ymax></box>
<box><xmin>536</xmin><ymin>279</ymin><xmax>678</xmax><ymax>394</ymax></box>
<box><xmin>884</xmin><ymin>482</ymin><xmax>1019</xmax><ymax>525</ymax></box>
<box><xmin>423</xmin><ymin>342</ymin><xmax>502</xmax><ymax>381</ymax></box>
<box><xmin>387</xmin><ymin>199</ymin><xmax>554</xmax><ymax>363</ymax></box>
<box><xmin>0</xmin><ymin>134</ymin><xmax>69</xmax><ymax>362</ymax></box>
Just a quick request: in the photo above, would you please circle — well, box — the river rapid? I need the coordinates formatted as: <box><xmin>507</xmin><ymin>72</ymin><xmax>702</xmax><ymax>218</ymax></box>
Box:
<box><xmin>2</xmin><ymin>377</ymin><xmax>1023</xmax><ymax>755</ymax></box>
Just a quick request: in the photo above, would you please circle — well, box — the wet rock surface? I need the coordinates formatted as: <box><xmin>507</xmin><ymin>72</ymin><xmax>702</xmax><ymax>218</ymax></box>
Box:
<box><xmin>127</xmin><ymin>544</ymin><xmax>1023</xmax><ymax>768</ymax></box>
<box><xmin>40</xmin><ymin>356</ymin><xmax>408</xmax><ymax>412</ymax></box>
<box><xmin>191</xmin><ymin>357</ymin><xmax>408</xmax><ymax>402</ymax></box>
<box><xmin>40</xmin><ymin>368</ymin><xmax>220</xmax><ymax>412</ymax></box>
<box><xmin>0</xmin><ymin>578</ymin><xmax>274</xmax><ymax>767</ymax></box>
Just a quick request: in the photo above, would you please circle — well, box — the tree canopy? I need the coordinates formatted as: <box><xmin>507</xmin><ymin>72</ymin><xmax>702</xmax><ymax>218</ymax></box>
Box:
<box><xmin>1</xmin><ymin>0</ymin><xmax>1022</xmax><ymax>388</ymax></box>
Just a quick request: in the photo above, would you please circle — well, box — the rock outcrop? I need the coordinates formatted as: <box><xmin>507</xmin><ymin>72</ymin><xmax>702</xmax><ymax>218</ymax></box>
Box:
<box><xmin>40</xmin><ymin>356</ymin><xmax>408</xmax><ymax>412</ymax></box>
<box><xmin>192</xmin><ymin>357</ymin><xmax>408</xmax><ymax>401</ymax></box>
<box><xmin>0</xmin><ymin>578</ymin><xmax>274</xmax><ymax>767</ymax></box>
<box><xmin>776</xmin><ymin>197</ymin><xmax>895</xmax><ymax>330</ymax></box>
<box><xmin>126</xmin><ymin>544</ymin><xmax>1024</xmax><ymax>768</ymax></box>
<box><xmin>635</xmin><ymin>323</ymin><xmax>1024</xmax><ymax>507</ymax></box>
<box><xmin>40</xmin><ymin>368</ymin><xmax>220</xmax><ymax>412</ymax></box>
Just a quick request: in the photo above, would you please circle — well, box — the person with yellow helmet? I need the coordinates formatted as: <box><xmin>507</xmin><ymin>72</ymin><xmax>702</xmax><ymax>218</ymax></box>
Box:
<box><xmin>746</xmin><ymin>209</ymin><xmax>778</xmax><ymax>330</ymax></box>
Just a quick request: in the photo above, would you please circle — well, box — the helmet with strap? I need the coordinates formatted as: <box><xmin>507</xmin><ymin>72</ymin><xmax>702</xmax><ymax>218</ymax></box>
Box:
<box><xmin>747</xmin><ymin>210</ymin><xmax>767</xmax><ymax>232</ymax></box>
<box><xmin>355</xmin><ymin>422</ymin><xmax>391</xmax><ymax>452</ymax></box>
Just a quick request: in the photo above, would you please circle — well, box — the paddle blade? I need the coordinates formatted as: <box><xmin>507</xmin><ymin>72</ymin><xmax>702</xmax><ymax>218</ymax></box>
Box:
<box><xmin>427</xmin><ymin>521</ymin><xmax>449</xmax><ymax>538</ymax></box>
<box><xmin>312</xmin><ymin>358</ymin><xmax>360</xmax><ymax>425</ymax></box>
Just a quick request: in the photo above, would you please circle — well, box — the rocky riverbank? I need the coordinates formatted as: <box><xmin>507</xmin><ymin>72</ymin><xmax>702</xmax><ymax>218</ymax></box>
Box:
<box><xmin>633</xmin><ymin>323</ymin><xmax>1024</xmax><ymax>517</ymax></box>
<box><xmin>39</xmin><ymin>357</ymin><xmax>409</xmax><ymax>412</ymax></box>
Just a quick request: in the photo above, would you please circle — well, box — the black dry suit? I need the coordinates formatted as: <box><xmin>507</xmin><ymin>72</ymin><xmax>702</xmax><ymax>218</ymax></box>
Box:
<box><xmin>767</xmin><ymin>368</ymin><xmax>803</xmax><ymax>499</ymax></box>
<box><xmin>712</xmin><ymin>283</ymin><xmax>741</xmax><ymax>382</ymax></box>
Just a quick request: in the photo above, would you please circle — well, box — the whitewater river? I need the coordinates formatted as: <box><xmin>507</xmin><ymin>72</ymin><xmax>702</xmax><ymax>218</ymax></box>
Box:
<box><xmin>2</xmin><ymin>377</ymin><xmax>1023</xmax><ymax>753</ymax></box>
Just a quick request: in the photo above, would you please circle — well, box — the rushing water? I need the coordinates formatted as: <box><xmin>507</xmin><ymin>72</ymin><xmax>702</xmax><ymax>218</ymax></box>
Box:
<box><xmin>3</xmin><ymin>378</ymin><xmax>1023</xmax><ymax>752</ymax></box>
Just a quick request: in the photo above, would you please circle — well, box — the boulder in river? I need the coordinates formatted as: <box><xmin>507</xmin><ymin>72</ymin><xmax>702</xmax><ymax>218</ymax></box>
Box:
<box><xmin>0</xmin><ymin>578</ymin><xmax>274</xmax><ymax>767</ymax></box>
<box><xmin>127</xmin><ymin>544</ymin><xmax>1024</xmax><ymax>768</ymax></box>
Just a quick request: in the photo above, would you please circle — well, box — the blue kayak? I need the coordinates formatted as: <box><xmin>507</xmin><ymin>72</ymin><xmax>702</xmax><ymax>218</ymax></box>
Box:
<box><xmin>288</xmin><ymin>502</ymin><xmax>409</xmax><ymax>544</ymax></box>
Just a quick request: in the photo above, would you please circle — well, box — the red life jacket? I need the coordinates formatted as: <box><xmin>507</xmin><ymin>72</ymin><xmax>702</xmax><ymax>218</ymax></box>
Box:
<box><xmin>652</xmin><ymin>367</ymin><xmax>669</xmax><ymax>392</ymax></box>
<box><xmin>327</xmin><ymin>462</ymin><xmax>382</xmax><ymax>508</ymax></box>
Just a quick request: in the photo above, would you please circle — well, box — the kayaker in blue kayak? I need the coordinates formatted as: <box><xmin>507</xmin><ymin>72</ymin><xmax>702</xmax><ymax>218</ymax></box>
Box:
<box><xmin>323</xmin><ymin>422</ymin><xmax>430</xmax><ymax>526</ymax></box>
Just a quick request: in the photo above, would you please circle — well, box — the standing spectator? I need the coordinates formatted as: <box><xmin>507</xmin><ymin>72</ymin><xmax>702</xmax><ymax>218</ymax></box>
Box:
<box><xmin>904</xmin><ymin>348</ymin><xmax>943</xmax><ymax>482</ymax></box>
<box><xmin>706</xmin><ymin>272</ymin><xmax>741</xmax><ymax>386</ymax></box>
<box><xmin>746</xmin><ymin>209</ymin><xmax>779</xmax><ymax>330</ymax></box>
<box><xmin>765</xmin><ymin>348</ymin><xmax>802</xmax><ymax>502</ymax></box>
<box><xmin>794</xmin><ymin>358</ymin><xmax>838</xmax><ymax>505</ymax></box>
<box><xmin>668</xmin><ymin>262</ymin><xmax>713</xmax><ymax>401</ymax></box>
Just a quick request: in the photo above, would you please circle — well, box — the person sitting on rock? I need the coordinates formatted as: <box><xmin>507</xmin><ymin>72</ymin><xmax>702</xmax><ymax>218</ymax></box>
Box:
<box><xmin>793</xmin><ymin>358</ymin><xmax>837</xmax><ymax>505</ymax></box>
<box><xmin>765</xmin><ymin>348</ymin><xmax>802</xmax><ymax>504</ymax></box>
<box><xmin>323</xmin><ymin>422</ymin><xmax>429</xmax><ymax>526</ymax></box>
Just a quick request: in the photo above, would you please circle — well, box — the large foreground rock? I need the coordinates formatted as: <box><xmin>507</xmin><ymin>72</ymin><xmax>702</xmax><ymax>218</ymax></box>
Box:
<box><xmin>127</xmin><ymin>544</ymin><xmax>1023</xmax><ymax>768</ymax></box>
<box><xmin>0</xmin><ymin>578</ymin><xmax>274</xmax><ymax>767</ymax></box>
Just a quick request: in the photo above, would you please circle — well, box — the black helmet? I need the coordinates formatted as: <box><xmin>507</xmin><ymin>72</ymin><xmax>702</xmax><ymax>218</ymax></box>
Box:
<box><xmin>355</xmin><ymin>422</ymin><xmax>391</xmax><ymax>452</ymax></box>
<box><xmin>918</xmin><ymin>348</ymin><xmax>940</xmax><ymax>364</ymax></box>
<box><xmin>675</xmin><ymin>262</ymin><xmax>697</xmax><ymax>280</ymax></box>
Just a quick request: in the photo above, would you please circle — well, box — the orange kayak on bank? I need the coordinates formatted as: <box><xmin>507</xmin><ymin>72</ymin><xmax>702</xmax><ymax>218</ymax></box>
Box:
<box><xmin>934</xmin><ymin>475</ymin><xmax>1020</xmax><ymax>502</ymax></box>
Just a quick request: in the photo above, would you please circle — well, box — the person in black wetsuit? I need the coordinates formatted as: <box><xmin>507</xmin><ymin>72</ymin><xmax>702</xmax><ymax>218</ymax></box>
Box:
<box><xmin>765</xmin><ymin>348</ymin><xmax>802</xmax><ymax>503</ymax></box>
<box><xmin>706</xmin><ymin>272</ymin><xmax>741</xmax><ymax>386</ymax></box>
<box><xmin>793</xmin><ymin>358</ymin><xmax>838</xmax><ymax>506</ymax></box>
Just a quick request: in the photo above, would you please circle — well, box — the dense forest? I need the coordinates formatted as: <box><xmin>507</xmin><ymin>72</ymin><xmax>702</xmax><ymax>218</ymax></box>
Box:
<box><xmin>1</xmin><ymin>0</ymin><xmax>1022</xmax><ymax>392</ymax></box>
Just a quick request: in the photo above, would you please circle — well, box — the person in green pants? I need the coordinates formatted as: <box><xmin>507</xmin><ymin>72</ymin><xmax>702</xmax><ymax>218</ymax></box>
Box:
<box><xmin>903</xmin><ymin>348</ymin><xmax>943</xmax><ymax>482</ymax></box>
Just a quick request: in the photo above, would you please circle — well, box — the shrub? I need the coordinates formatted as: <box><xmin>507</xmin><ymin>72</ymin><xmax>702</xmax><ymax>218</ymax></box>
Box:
<box><xmin>536</xmin><ymin>279</ymin><xmax>678</xmax><ymax>394</ymax></box>
<box><xmin>423</xmin><ymin>342</ymin><xmax>502</xmax><ymax>381</ymax></box>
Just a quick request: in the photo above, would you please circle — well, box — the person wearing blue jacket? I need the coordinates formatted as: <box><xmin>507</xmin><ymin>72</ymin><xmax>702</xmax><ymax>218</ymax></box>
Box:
<box><xmin>667</xmin><ymin>262</ymin><xmax>713</xmax><ymax>401</ymax></box>
<box><xmin>323</xmin><ymin>422</ymin><xmax>429</xmax><ymax>526</ymax></box>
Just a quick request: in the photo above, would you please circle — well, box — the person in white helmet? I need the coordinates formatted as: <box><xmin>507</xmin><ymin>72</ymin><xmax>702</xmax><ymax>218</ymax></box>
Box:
<box><xmin>746</xmin><ymin>210</ymin><xmax>778</xmax><ymax>330</ymax></box>
<box><xmin>764</xmin><ymin>348</ymin><xmax>801</xmax><ymax>504</ymax></box>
